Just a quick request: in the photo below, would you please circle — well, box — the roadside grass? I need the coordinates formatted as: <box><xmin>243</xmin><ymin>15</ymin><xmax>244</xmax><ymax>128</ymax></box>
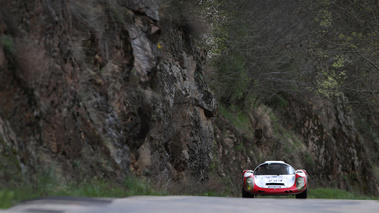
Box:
<box><xmin>0</xmin><ymin>176</ymin><xmax>164</xmax><ymax>209</ymax></box>
<box><xmin>308</xmin><ymin>188</ymin><xmax>378</xmax><ymax>200</ymax></box>
<box><xmin>2</xmin><ymin>175</ymin><xmax>378</xmax><ymax>209</ymax></box>
<box><xmin>255</xmin><ymin>188</ymin><xmax>378</xmax><ymax>200</ymax></box>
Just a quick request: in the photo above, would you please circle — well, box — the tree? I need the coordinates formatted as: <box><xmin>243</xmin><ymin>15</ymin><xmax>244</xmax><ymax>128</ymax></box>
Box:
<box><xmin>206</xmin><ymin>0</ymin><xmax>378</xmax><ymax>112</ymax></box>
<box><xmin>298</xmin><ymin>0</ymin><xmax>379</xmax><ymax>113</ymax></box>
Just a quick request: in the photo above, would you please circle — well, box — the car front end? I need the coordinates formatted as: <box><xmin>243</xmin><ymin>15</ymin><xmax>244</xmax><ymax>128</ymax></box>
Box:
<box><xmin>242</xmin><ymin>161</ymin><xmax>308</xmax><ymax>198</ymax></box>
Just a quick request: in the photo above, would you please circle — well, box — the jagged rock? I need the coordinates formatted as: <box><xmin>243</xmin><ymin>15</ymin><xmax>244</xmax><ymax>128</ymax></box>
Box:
<box><xmin>120</xmin><ymin>0</ymin><xmax>160</xmax><ymax>21</ymax></box>
<box><xmin>128</xmin><ymin>23</ymin><xmax>161</xmax><ymax>84</ymax></box>
<box><xmin>0</xmin><ymin>0</ymin><xmax>217</xmax><ymax>187</ymax></box>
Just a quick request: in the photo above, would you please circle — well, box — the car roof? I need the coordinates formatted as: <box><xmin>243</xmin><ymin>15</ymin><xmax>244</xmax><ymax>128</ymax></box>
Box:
<box><xmin>264</xmin><ymin>161</ymin><xmax>285</xmax><ymax>164</ymax></box>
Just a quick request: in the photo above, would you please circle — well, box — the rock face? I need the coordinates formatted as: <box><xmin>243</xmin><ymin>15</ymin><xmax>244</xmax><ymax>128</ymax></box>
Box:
<box><xmin>285</xmin><ymin>96</ymin><xmax>378</xmax><ymax>195</ymax></box>
<box><xmin>0</xmin><ymin>0</ymin><xmax>217</xmax><ymax>185</ymax></box>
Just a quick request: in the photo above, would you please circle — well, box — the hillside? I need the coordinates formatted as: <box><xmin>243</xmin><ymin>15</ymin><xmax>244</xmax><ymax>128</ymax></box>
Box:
<box><xmin>0</xmin><ymin>0</ymin><xmax>378</xmax><ymax>199</ymax></box>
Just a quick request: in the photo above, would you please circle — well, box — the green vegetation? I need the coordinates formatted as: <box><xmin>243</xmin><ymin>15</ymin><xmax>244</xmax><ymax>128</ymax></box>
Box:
<box><xmin>253</xmin><ymin>188</ymin><xmax>377</xmax><ymax>200</ymax></box>
<box><xmin>308</xmin><ymin>188</ymin><xmax>378</xmax><ymax>200</ymax></box>
<box><xmin>0</xmin><ymin>174</ymin><xmax>163</xmax><ymax>209</ymax></box>
<box><xmin>206</xmin><ymin>0</ymin><xmax>379</xmax><ymax>114</ymax></box>
<box><xmin>0</xmin><ymin>35</ymin><xmax>14</xmax><ymax>54</ymax></box>
<box><xmin>112</xmin><ymin>7</ymin><xmax>127</xmax><ymax>25</ymax></box>
<box><xmin>218</xmin><ymin>105</ymin><xmax>253</xmax><ymax>137</ymax></box>
<box><xmin>174</xmin><ymin>185</ymin><xmax>379</xmax><ymax>200</ymax></box>
<box><xmin>2</xmin><ymin>171</ymin><xmax>377</xmax><ymax>209</ymax></box>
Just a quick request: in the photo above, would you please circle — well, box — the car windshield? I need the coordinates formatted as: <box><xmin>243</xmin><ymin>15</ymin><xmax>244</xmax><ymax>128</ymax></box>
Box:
<box><xmin>254</xmin><ymin>163</ymin><xmax>295</xmax><ymax>175</ymax></box>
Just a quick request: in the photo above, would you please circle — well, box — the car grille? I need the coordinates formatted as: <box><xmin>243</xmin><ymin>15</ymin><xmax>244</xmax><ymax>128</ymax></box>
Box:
<box><xmin>266</xmin><ymin>183</ymin><xmax>285</xmax><ymax>186</ymax></box>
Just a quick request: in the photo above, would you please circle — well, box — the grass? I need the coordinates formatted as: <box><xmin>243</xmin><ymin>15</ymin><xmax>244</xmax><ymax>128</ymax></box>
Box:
<box><xmin>254</xmin><ymin>188</ymin><xmax>378</xmax><ymax>200</ymax></box>
<box><xmin>181</xmin><ymin>187</ymin><xmax>379</xmax><ymax>200</ymax></box>
<box><xmin>218</xmin><ymin>105</ymin><xmax>254</xmax><ymax>138</ymax></box>
<box><xmin>308</xmin><ymin>188</ymin><xmax>378</xmax><ymax>200</ymax></box>
<box><xmin>2</xmin><ymin>176</ymin><xmax>378</xmax><ymax>209</ymax></box>
<box><xmin>0</xmin><ymin>175</ymin><xmax>164</xmax><ymax>209</ymax></box>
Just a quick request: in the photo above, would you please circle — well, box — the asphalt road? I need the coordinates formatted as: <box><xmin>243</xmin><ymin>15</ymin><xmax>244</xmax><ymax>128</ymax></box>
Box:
<box><xmin>2</xmin><ymin>196</ymin><xmax>379</xmax><ymax>213</ymax></box>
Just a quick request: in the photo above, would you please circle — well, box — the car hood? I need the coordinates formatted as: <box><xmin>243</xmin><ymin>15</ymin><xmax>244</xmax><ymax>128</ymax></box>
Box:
<box><xmin>254</xmin><ymin>175</ymin><xmax>295</xmax><ymax>188</ymax></box>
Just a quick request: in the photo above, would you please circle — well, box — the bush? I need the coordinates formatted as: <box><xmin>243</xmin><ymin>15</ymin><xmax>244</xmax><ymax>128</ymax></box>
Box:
<box><xmin>0</xmin><ymin>35</ymin><xmax>14</xmax><ymax>55</ymax></box>
<box><xmin>0</xmin><ymin>172</ymin><xmax>163</xmax><ymax>209</ymax></box>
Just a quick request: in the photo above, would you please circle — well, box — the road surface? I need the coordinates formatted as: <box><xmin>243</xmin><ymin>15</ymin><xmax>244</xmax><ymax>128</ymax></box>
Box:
<box><xmin>2</xmin><ymin>196</ymin><xmax>379</xmax><ymax>213</ymax></box>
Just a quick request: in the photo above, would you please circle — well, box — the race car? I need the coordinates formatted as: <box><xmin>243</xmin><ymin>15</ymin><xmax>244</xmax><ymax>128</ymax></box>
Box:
<box><xmin>242</xmin><ymin>161</ymin><xmax>308</xmax><ymax>198</ymax></box>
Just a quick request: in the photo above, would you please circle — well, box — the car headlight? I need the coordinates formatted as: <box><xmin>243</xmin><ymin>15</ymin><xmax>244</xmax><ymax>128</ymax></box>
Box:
<box><xmin>245</xmin><ymin>177</ymin><xmax>254</xmax><ymax>191</ymax></box>
<box><xmin>296</xmin><ymin>177</ymin><xmax>305</xmax><ymax>190</ymax></box>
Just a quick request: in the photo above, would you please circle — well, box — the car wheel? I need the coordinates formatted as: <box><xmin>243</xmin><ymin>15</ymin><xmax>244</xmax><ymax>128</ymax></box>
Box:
<box><xmin>295</xmin><ymin>188</ymin><xmax>307</xmax><ymax>199</ymax></box>
<box><xmin>242</xmin><ymin>188</ymin><xmax>255</xmax><ymax>198</ymax></box>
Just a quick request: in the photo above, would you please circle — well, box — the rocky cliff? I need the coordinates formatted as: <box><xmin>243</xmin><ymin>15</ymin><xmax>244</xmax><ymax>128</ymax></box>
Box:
<box><xmin>0</xmin><ymin>0</ymin><xmax>377</xmax><ymax>197</ymax></box>
<box><xmin>0</xmin><ymin>0</ymin><xmax>216</xmax><ymax>187</ymax></box>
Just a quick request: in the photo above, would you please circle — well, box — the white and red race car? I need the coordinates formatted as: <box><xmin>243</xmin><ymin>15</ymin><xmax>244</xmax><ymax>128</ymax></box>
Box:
<box><xmin>242</xmin><ymin>161</ymin><xmax>308</xmax><ymax>198</ymax></box>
